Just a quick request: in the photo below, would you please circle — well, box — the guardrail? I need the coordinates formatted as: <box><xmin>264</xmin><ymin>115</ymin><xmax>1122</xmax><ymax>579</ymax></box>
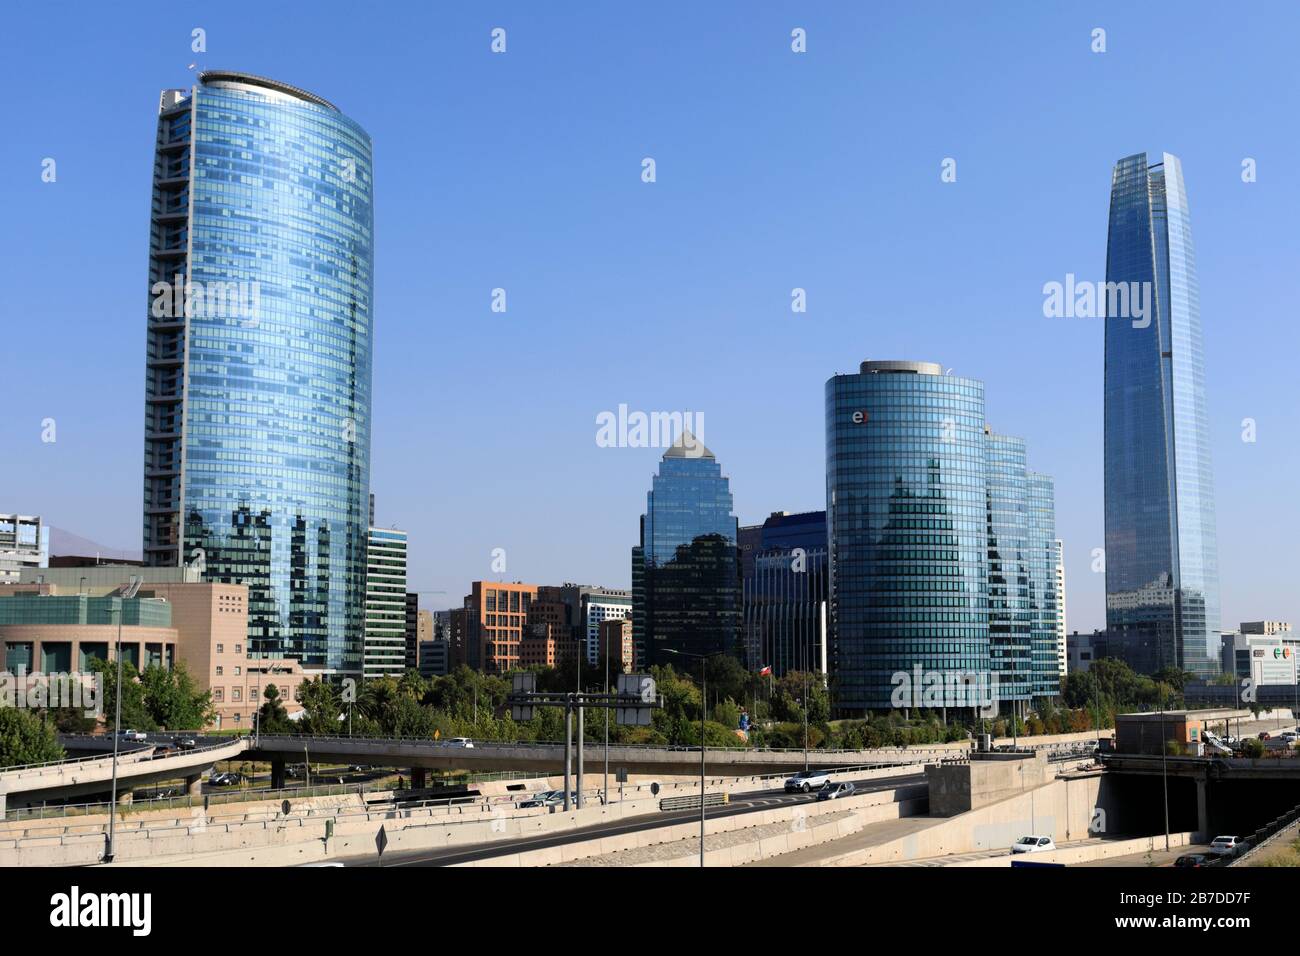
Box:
<box><xmin>660</xmin><ymin>792</ymin><xmax>729</xmax><ymax>811</ymax></box>
<box><xmin>1226</xmin><ymin>802</ymin><xmax>1300</xmax><ymax>866</ymax></box>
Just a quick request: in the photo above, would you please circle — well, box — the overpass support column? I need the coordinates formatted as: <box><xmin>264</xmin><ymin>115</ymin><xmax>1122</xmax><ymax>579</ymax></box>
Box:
<box><xmin>270</xmin><ymin>759</ymin><xmax>286</xmax><ymax>790</ymax></box>
<box><xmin>0</xmin><ymin>791</ymin><xmax>6</xmax><ymax>821</ymax></box>
<box><xmin>185</xmin><ymin>774</ymin><xmax>202</xmax><ymax>797</ymax></box>
<box><xmin>1196</xmin><ymin>777</ymin><xmax>1210</xmax><ymax>838</ymax></box>
<box><xmin>410</xmin><ymin>768</ymin><xmax>427</xmax><ymax>790</ymax></box>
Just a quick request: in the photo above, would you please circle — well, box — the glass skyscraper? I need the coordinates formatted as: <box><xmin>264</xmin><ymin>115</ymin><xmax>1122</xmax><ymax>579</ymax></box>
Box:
<box><xmin>142</xmin><ymin>72</ymin><xmax>374</xmax><ymax>674</ymax></box>
<box><xmin>825</xmin><ymin>361</ymin><xmax>1058</xmax><ymax>715</ymax></box>
<box><xmin>632</xmin><ymin>434</ymin><xmax>741</xmax><ymax>666</ymax></box>
<box><xmin>1104</xmin><ymin>152</ymin><xmax>1220</xmax><ymax>678</ymax></box>
<box><xmin>741</xmin><ymin>511</ymin><xmax>829</xmax><ymax>677</ymax></box>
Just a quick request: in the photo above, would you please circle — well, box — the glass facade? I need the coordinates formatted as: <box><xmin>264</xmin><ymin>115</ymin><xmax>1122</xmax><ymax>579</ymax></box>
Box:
<box><xmin>825</xmin><ymin>361</ymin><xmax>1058</xmax><ymax>715</ymax></box>
<box><xmin>985</xmin><ymin>432</ymin><xmax>1032</xmax><ymax>705</ymax></box>
<box><xmin>632</xmin><ymin>435</ymin><xmax>741</xmax><ymax>666</ymax></box>
<box><xmin>1104</xmin><ymin>152</ymin><xmax>1220</xmax><ymax>677</ymax></box>
<box><xmin>142</xmin><ymin>72</ymin><xmax>374</xmax><ymax>674</ymax></box>
<box><xmin>742</xmin><ymin>511</ymin><xmax>828</xmax><ymax>677</ymax></box>
<box><xmin>364</xmin><ymin>528</ymin><xmax>408</xmax><ymax>679</ymax></box>
<box><xmin>826</xmin><ymin>362</ymin><xmax>989</xmax><ymax>712</ymax></box>
<box><xmin>1026</xmin><ymin>474</ymin><xmax>1060</xmax><ymax>698</ymax></box>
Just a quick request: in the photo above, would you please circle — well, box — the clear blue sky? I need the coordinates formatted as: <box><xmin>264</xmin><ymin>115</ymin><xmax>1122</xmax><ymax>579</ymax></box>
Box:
<box><xmin>2</xmin><ymin>2</ymin><xmax>1297</xmax><ymax>633</ymax></box>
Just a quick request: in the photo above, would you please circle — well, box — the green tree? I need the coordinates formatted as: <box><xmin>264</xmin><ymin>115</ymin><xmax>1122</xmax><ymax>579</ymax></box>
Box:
<box><xmin>257</xmin><ymin>684</ymin><xmax>291</xmax><ymax>735</ymax></box>
<box><xmin>0</xmin><ymin>708</ymin><xmax>65</xmax><ymax>768</ymax></box>
<box><xmin>88</xmin><ymin>658</ymin><xmax>155</xmax><ymax>731</ymax></box>
<box><xmin>140</xmin><ymin>662</ymin><xmax>214</xmax><ymax>731</ymax></box>
<box><xmin>296</xmin><ymin>677</ymin><xmax>344</xmax><ymax>735</ymax></box>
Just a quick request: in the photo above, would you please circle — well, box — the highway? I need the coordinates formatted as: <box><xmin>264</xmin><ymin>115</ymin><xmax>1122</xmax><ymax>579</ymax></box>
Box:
<box><xmin>344</xmin><ymin>771</ymin><xmax>927</xmax><ymax>867</ymax></box>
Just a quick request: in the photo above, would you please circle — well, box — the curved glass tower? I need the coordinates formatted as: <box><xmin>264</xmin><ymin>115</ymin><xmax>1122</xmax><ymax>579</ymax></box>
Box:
<box><xmin>826</xmin><ymin>362</ymin><xmax>990</xmax><ymax>712</ymax></box>
<box><xmin>1104</xmin><ymin>153</ymin><xmax>1220</xmax><ymax>678</ymax></box>
<box><xmin>142</xmin><ymin>72</ymin><xmax>373</xmax><ymax>673</ymax></box>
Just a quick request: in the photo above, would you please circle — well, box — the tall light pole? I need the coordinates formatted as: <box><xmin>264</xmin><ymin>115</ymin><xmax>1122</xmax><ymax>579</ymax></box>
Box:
<box><xmin>661</xmin><ymin>647</ymin><xmax>724</xmax><ymax>868</ymax></box>
<box><xmin>603</xmin><ymin>629</ymin><xmax>611</xmax><ymax>805</ymax></box>
<box><xmin>104</xmin><ymin>575</ymin><xmax>142</xmax><ymax>864</ymax></box>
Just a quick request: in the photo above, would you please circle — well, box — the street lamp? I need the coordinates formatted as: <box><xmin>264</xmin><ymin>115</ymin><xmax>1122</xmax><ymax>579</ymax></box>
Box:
<box><xmin>104</xmin><ymin>575</ymin><xmax>142</xmax><ymax>864</ymax></box>
<box><xmin>660</xmin><ymin>647</ymin><xmax>726</xmax><ymax>868</ymax></box>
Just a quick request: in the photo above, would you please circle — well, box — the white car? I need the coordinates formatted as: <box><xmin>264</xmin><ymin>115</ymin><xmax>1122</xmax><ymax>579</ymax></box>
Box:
<box><xmin>1209</xmin><ymin>835</ymin><xmax>1242</xmax><ymax>855</ymax></box>
<box><xmin>118</xmin><ymin>729</ymin><xmax>148</xmax><ymax>742</ymax></box>
<box><xmin>446</xmin><ymin>737</ymin><xmax>475</xmax><ymax>749</ymax></box>
<box><xmin>1011</xmin><ymin>835</ymin><xmax>1057</xmax><ymax>854</ymax></box>
<box><xmin>784</xmin><ymin>770</ymin><xmax>831</xmax><ymax>793</ymax></box>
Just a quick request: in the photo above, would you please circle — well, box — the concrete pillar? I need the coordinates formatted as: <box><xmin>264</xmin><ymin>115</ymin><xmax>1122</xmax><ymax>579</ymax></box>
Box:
<box><xmin>0</xmin><ymin>791</ymin><xmax>6</xmax><ymax>821</ymax></box>
<box><xmin>576</xmin><ymin>706</ymin><xmax>585</xmax><ymax>809</ymax></box>
<box><xmin>410</xmin><ymin>768</ymin><xmax>426</xmax><ymax>790</ymax></box>
<box><xmin>270</xmin><ymin>758</ymin><xmax>286</xmax><ymax>790</ymax></box>
<box><xmin>1196</xmin><ymin>777</ymin><xmax>1210</xmax><ymax>837</ymax></box>
<box><xmin>185</xmin><ymin>774</ymin><xmax>202</xmax><ymax>797</ymax></box>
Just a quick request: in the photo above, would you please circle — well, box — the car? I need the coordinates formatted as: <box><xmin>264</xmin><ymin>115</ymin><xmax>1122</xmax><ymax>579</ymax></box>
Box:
<box><xmin>520</xmin><ymin>790</ymin><xmax>568</xmax><ymax>808</ymax></box>
<box><xmin>1209</xmin><ymin>835</ymin><xmax>1242</xmax><ymax>855</ymax></box>
<box><xmin>1258</xmin><ymin>732</ymin><xmax>1271</xmax><ymax>741</ymax></box>
<box><xmin>209</xmin><ymin>772</ymin><xmax>245</xmax><ymax>787</ymax></box>
<box><xmin>286</xmin><ymin>765</ymin><xmax>305</xmax><ymax>779</ymax></box>
<box><xmin>817</xmin><ymin>781</ymin><xmax>856</xmax><ymax>801</ymax></box>
<box><xmin>174</xmin><ymin>736</ymin><xmax>197</xmax><ymax>750</ymax></box>
<box><xmin>784</xmin><ymin>770</ymin><xmax>832</xmax><ymax>793</ymax></box>
<box><xmin>1175</xmin><ymin>853</ymin><xmax>1211</xmax><ymax>867</ymax></box>
<box><xmin>118</xmin><ymin>729</ymin><xmax>148</xmax><ymax>742</ymax></box>
<box><xmin>1279</xmin><ymin>731</ymin><xmax>1299</xmax><ymax>744</ymax></box>
<box><xmin>446</xmin><ymin>737</ymin><xmax>475</xmax><ymax>749</ymax></box>
<box><xmin>1011</xmin><ymin>835</ymin><xmax>1057</xmax><ymax>854</ymax></box>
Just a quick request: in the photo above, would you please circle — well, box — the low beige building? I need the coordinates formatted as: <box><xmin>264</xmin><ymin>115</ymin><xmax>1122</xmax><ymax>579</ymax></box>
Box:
<box><xmin>2</xmin><ymin>566</ymin><xmax>304</xmax><ymax>729</ymax></box>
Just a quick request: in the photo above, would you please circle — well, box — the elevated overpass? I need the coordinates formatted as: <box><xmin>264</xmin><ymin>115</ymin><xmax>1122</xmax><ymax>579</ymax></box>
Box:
<box><xmin>0</xmin><ymin>738</ymin><xmax>247</xmax><ymax>818</ymax></box>
<box><xmin>246</xmin><ymin>734</ymin><xmax>1093</xmax><ymax>785</ymax></box>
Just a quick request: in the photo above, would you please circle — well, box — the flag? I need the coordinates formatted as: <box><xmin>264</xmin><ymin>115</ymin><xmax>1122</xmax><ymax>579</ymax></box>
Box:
<box><xmin>758</xmin><ymin>665</ymin><xmax>772</xmax><ymax>677</ymax></box>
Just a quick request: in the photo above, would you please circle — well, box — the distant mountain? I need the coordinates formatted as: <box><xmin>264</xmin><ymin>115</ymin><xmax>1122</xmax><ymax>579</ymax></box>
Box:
<box><xmin>48</xmin><ymin>527</ymin><xmax>140</xmax><ymax>563</ymax></box>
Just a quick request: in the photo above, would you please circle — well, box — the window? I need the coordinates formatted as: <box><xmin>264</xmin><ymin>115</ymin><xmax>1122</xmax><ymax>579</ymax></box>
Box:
<box><xmin>216</xmin><ymin>644</ymin><xmax>224</xmax><ymax>654</ymax></box>
<box><xmin>233</xmin><ymin>688</ymin><xmax>242</xmax><ymax>701</ymax></box>
<box><xmin>216</xmin><ymin>666</ymin><xmax>223</xmax><ymax>676</ymax></box>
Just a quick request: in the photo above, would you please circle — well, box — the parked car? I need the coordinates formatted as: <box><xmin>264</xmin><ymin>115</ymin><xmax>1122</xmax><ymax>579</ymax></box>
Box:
<box><xmin>118</xmin><ymin>729</ymin><xmax>148</xmax><ymax>742</ymax></box>
<box><xmin>784</xmin><ymin>770</ymin><xmax>831</xmax><ymax>793</ymax></box>
<box><xmin>1174</xmin><ymin>853</ymin><xmax>1211</xmax><ymax>867</ymax></box>
<box><xmin>1011</xmin><ymin>835</ymin><xmax>1057</xmax><ymax>854</ymax></box>
<box><xmin>446</xmin><ymin>738</ymin><xmax>475</xmax><ymax>749</ymax></box>
<box><xmin>817</xmin><ymin>781</ymin><xmax>856</xmax><ymax>801</ymax></box>
<box><xmin>1209</xmin><ymin>835</ymin><xmax>1243</xmax><ymax>856</ymax></box>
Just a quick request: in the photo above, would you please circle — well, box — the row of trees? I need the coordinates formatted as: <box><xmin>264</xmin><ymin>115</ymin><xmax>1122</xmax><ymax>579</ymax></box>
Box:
<box><xmin>0</xmin><ymin>653</ymin><xmax>1198</xmax><ymax>769</ymax></box>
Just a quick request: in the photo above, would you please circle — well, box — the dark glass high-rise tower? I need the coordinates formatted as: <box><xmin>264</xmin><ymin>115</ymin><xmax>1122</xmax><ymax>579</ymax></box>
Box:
<box><xmin>1104</xmin><ymin>152</ymin><xmax>1220</xmax><ymax>678</ymax></box>
<box><xmin>632</xmin><ymin>434</ymin><xmax>741</xmax><ymax>666</ymax></box>
<box><xmin>142</xmin><ymin>72</ymin><xmax>373</xmax><ymax>674</ymax></box>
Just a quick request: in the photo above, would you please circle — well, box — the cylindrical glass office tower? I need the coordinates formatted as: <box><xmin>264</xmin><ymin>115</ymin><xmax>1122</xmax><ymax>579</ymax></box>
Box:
<box><xmin>143</xmin><ymin>71</ymin><xmax>373</xmax><ymax>674</ymax></box>
<box><xmin>825</xmin><ymin>361</ymin><xmax>990</xmax><ymax>714</ymax></box>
